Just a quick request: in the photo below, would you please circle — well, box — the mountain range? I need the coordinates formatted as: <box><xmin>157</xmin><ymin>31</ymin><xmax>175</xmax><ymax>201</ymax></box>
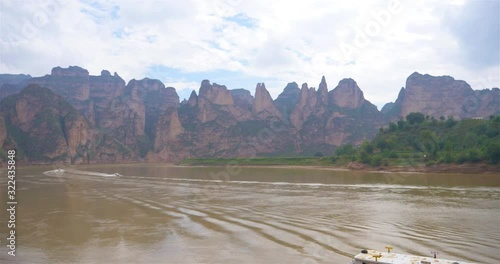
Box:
<box><xmin>0</xmin><ymin>66</ymin><xmax>498</xmax><ymax>164</ymax></box>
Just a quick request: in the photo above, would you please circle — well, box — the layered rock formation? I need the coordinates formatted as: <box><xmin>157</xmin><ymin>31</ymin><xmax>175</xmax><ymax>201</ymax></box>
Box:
<box><xmin>0</xmin><ymin>85</ymin><xmax>96</xmax><ymax>163</ymax></box>
<box><xmin>230</xmin><ymin>89</ymin><xmax>253</xmax><ymax>112</ymax></box>
<box><xmin>330</xmin><ymin>78</ymin><xmax>365</xmax><ymax>109</ymax></box>
<box><xmin>253</xmin><ymin>83</ymin><xmax>281</xmax><ymax>118</ymax></box>
<box><xmin>1</xmin><ymin>66</ymin><xmax>498</xmax><ymax>164</ymax></box>
<box><xmin>99</xmin><ymin>79</ymin><xmax>145</xmax><ymax>149</ymax></box>
<box><xmin>35</xmin><ymin>66</ymin><xmax>91</xmax><ymax>103</ymax></box>
<box><xmin>290</xmin><ymin>83</ymin><xmax>318</xmax><ymax>128</ymax></box>
<box><xmin>0</xmin><ymin>67</ymin><xmax>191</xmax><ymax>163</ymax></box>
<box><xmin>274</xmin><ymin>82</ymin><xmax>300</xmax><ymax>117</ymax></box>
<box><xmin>384</xmin><ymin>72</ymin><xmax>500</xmax><ymax>119</ymax></box>
<box><xmin>288</xmin><ymin>77</ymin><xmax>384</xmax><ymax>153</ymax></box>
<box><xmin>152</xmin><ymin>80</ymin><xmax>267</xmax><ymax>160</ymax></box>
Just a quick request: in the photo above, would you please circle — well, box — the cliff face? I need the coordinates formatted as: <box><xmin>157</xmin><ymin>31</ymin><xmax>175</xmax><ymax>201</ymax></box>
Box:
<box><xmin>89</xmin><ymin>70</ymin><xmax>126</xmax><ymax>127</ymax></box>
<box><xmin>274</xmin><ymin>82</ymin><xmax>300</xmax><ymax>117</ymax></box>
<box><xmin>99</xmin><ymin>79</ymin><xmax>145</xmax><ymax>149</ymax></box>
<box><xmin>231</xmin><ymin>89</ymin><xmax>254</xmax><ymax>112</ymax></box>
<box><xmin>330</xmin><ymin>78</ymin><xmax>365</xmax><ymax>109</ymax></box>
<box><xmin>290</xmin><ymin>83</ymin><xmax>316</xmax><ymax>129</ymax></box>
<box><xmin>33</xmin><ymin>66</ymin><xmax>91</xmax><ymax>103</ymax></box>
<box><xmin>475</xmin><ymin>88</ymin><xmax>500</xmax><ymax>117</ymax></box>
<box><xmin>131</xmin><ymin>78</ymin><xmax>180</xmax><ymax>141</ymax></box>
<box><xmin>16</xmin><ymin>67</ymin><xmax>129</xmax><ymax>128</ymax></box>
<box><xmin>253</xmin><ymin>83</ymin><xmax>281</xmax><ymax>118</ymax></box>
<box><xmin>0</xmin><ymin>85</ymin><xmax>96</xmax><ymax>163</ymax></box>
<box><xmin>385</xmin><ymin>72</ymin><xmax>500</xmax><ymax>119</ymax></box>
<box><xmin>148</xmin><ymin>80</ymin><xmax>297</xmax><ymax>161</ymax></box>
<box><xmin>286</xmin><ymin>77</ymin><xmax>384</xmax><ymax>153</ymax></box>
<box><xmin>199</xmin><ymin>80</ymin><xmax>234</xmax><ymax>106</ymax></box>
<box><xmin>1</xmin><ymin>66</ymin><xmax>498</xmax><ymax>164</ymax></box>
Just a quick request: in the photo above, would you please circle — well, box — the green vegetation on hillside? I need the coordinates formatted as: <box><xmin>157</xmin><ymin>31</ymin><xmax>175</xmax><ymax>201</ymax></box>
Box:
<box><xmin>335</xmin><ymin>113</ymin><xmax>500</xmax><ymax>166</ymax></box>
<box><xmin>181</xmin><ymin>114</ymin><xmax>500</xmax><ymax>168</ymax></box>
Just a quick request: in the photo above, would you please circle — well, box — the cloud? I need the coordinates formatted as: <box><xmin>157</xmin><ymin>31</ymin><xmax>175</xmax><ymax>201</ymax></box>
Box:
<box><xmin>0</xmin><ymin>0</ymin><xmax>498</xmax><ymax>109</ymax></box>
<box><xmin>224</xmin><ymin>13</ymin><xmax>257</xmax><ymax>28</ymax></box>
<box><xmin>443</xmin><ymin>0</ymin><xmax>500</xmax><ymax>69</ymax></box>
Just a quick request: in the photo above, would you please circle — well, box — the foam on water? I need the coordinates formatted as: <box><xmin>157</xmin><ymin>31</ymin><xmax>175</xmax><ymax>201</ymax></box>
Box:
<box><xmin>139</xmin><ymin>176</ymin><xmax>499</xmax><ymax>192</ymax></box>
<box><xmin>43</xmin><ymin>168</ymin><xmax>121</xmax><ymax>177</ymax></box>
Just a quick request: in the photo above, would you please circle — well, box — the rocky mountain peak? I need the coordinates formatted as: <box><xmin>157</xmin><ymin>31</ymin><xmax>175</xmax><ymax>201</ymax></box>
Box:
<box><xmin>301</xmin><ymin>83</ymin><xmax>309</xmax><ymax>90</ymax></box>
<box><xmin>408</xmin><ymin>71</ymin><xmax>422</xmax><ymax>79</ymax></box>
<box><xmin>89</xmin><ymin>70</ymin><xmax>125</xmax><ymax>100</ymax></box>
<box><xmin>195</xmin><ymin>81</ymin><xmax>235</xmax><ymax>123</ymax></box>
<box><xmin>297</xmin><ymin>83</ymin><xmax>317</xmax><ymax>106</ymax></box>
<box><xmin>2</xmin><ymin>66</ymin><xmax>499</xmax><ymax>165</ymax></box>
<box><xmin>330</xmin><ymin>78</ymin><xmax>365</xmax><ymax>108</ymax></box>
<box><xmin>291</xmin><ymin>82</ymin><xmax>320</xmax><ymax>128</ymax></box>
<box><xmin>198</xmin><ymin>79</ymin><xmax>212</xmax><ymax>95</ymax></box>
<box><xmin>389</xmin><ymin>72</ymin><xmax>495</xmax><ymax>119</ymax></box>
<box><xmin>134</xmin><ymin>78</ymin><xmax>166</xmax><ymax>93</ymax></box>
<box><xmin>407</xmin><ymin>72</ymin><xmax>463</xmax><ymax>88</ymax></box>
<box><xmin>318</xmin><ymin>76</ymin><xmax>328</xmax><ymax>105</ymax></box>
<box><xmin>51</xmin><ymin>66</ymin><xmax>89</xmax><ymax>77</ymax></box>
<box><xmin>198</xmin><ymin>80</ymin><xmax>234</xmax><ymax>105</ymax></box>
<box><xmin>29</xmin><ymin>66</ymin><xmax>91</xmax><ymax>102</ymax></box>
<box><xmin>101</xmin><ymin>70</ymin><xmax>111</xmax><ymax>76</ymax></box>
<box><xmin>253</xmin><ymin>83</ymin><xmax>280</xmax><ymax>117</ymax></box>
<box><xmin>187</xmin><ymin>90</ymin><xmax>198</xmax><ymax>107</ymax></box>
<box><xmin>319</xmin><ymin>76</ymin><xmax>327</xmax><ymax>92</ymax></box>
<box><xmin>126</xmin><ymin>78</ymin><xmax>139</xmax><ymax>87</ymax></box>
<box><xmin>274</xmin><ymin>82</ymin><xmax>301</xmax><ymax>116</ymax></box>
<box><xmin>283</xmin><ymin>82</ymin><xmax>300</xmax><ymax>93</ymax></box>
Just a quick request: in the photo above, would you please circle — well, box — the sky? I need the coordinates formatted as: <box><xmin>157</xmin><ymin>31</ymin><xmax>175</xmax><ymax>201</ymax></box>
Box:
<box><xmin>1</xmin><ymin>0</ymin><xmax>499</xmax><ymax>108</ymax></box>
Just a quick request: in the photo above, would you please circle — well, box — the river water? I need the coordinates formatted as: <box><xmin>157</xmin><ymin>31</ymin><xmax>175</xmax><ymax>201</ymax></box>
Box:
<box><xmin>0</xmin><ymin>164</ymin><xmax>499</xmax><ymax>263</ymax></box>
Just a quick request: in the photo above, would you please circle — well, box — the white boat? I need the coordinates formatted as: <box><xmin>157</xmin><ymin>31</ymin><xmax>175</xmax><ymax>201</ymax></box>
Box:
<box><xmin>350</xmin><ymin>248</ymin><xmax>475</xmax><ymax>264</ymax></box>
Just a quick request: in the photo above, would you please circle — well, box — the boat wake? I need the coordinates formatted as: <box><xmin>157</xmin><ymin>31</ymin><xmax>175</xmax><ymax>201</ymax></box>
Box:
<box><xmin>27</xmin><ymin>166</ymin><xmax>499</xmax><ymax>264</ymax></box>
<box><xmin>43</xmin><ymin>168</ymin><xmax>122</xmax><ymax>177</ymax></box>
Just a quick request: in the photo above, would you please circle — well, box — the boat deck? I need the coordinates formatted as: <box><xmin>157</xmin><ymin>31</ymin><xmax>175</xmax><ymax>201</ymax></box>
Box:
<box><xmin>352</xmin><ymin>249</ymin><xmax>475</xmax><ymax>264</ymax></box>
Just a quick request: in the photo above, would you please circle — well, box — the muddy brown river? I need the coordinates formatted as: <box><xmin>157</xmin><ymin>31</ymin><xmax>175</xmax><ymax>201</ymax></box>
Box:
<box><xmin>0</xmin><ymin>164</ymin><xmax>499</xmax><ymax>263</ymax></box>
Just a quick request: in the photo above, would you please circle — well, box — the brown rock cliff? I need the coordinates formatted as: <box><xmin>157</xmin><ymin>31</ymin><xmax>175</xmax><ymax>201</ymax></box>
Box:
<box><xmin>385</xmin><ymin>72</ymin><xmax>500</xmax><ymax>119</ymax></box>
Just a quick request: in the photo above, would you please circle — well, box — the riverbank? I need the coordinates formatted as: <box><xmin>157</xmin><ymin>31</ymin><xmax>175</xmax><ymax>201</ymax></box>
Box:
<box><xmin>180</xmin><ymin>158</ymin><xmax>500</xmax><ymax>174</ymax></box>
<box><xmin>3</xmin><ymin>158</ymin><xmax>499</xmax><ymax>175</ymax></box>
<box><xmin>344</xmin><ymin>161</ymin><xmax>500</xmax><ymax>174</ymax></box>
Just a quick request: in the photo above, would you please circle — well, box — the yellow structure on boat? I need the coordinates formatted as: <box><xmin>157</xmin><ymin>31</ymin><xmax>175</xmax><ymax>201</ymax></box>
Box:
<box><xmin>350</xmin><ymin>248</ymin><xmax>475</xmax><ymax>264</ymax></box>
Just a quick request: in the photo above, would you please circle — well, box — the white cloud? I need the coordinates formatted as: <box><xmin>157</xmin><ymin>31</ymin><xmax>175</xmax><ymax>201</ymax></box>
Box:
<box><xmin>1</xmin><ymin>0</ymin><xmax>498</xmax><ymax>109</ymax></box>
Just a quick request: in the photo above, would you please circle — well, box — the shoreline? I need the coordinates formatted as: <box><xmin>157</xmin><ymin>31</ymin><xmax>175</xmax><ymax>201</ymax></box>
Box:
<box><xmin>3</xmin><ymin>161</ymin><xmax>499</xmax><ymax>175</ymax></box>
<box><xmin>176</xmin><ymin>162</ymin><xmax>500</xmax><ymax>174</ymax></box>
<box><xmin>344</xmin><ymin>162</ymin><xmax>500</xmax><ymax>174</ymax></box>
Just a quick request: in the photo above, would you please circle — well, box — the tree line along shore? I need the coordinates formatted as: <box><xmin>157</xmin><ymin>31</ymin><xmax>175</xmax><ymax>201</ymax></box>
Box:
<box><xmin>181</xmin><ymin>114</ymin><xmax>500</xmax><ymax>174</ymax></box>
